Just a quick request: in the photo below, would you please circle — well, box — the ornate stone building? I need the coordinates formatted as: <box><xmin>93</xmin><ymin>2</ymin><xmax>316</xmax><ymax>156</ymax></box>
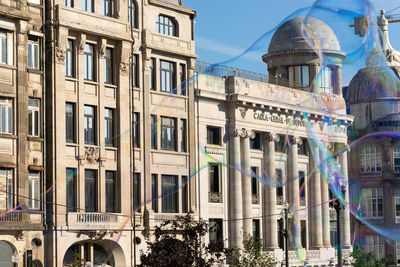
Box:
<box><xmin>195</xmin><ymin>17</ymin><xmax>353</xmax><ymax>266</ymax></box>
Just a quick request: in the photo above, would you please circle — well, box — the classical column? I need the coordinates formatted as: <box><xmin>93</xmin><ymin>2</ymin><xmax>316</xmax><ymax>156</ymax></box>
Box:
<box><xmin>264</xmin><ymin>133</ymin><xmax>280</xmax><ymax>249</ymax></box>
<box><xmin>230</xmin><ymin>129</ymin><xmax>244</xmax><ymax>247</ymax></box>
<box><xmin>339</xmin><ymin>145</ymin><xmax>351</xmax><ymax>248</ymax></box>
<box><xmin>320</xmin><ymin>143</ymin><xmax>331</xmax><ymax>247</ymax></box>
<box><xmin>241</xmin><ymin>129</ymin><xmax>255</xmax><ymax>237</ymax></box>
<box><xmin>309</xmin><ymin>143</ymin><xmax>323</xmax><ymax>248</ymax></box>
<box><xmin>288</xmin><ymin>136</ymin><xmax>302</xmax><ymax>249</ymax></box>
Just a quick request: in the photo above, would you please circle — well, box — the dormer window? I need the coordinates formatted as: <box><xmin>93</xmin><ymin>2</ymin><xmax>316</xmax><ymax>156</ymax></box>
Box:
<box><xmin>288</xmin><ymin>65</ymin><xmax>309</xmax><ymax>90</ymax></box>
<box><xmin>156</xmin><ymin>15</ymin><xmax>177</xmax><ymax>37</ymax></box>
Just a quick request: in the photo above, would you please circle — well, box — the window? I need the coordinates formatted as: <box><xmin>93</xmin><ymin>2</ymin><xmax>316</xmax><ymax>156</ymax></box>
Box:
<box><xmin>106</xmin><ymin>171</ymin><xmax>118</xmax><ymax>213</ymax></box>
<box><xmin>396</xmin><ymin>241</ymin><xmax>400</xmax><ymax>266</ymax></box>
<box><xmin>85</xmin><ymin>170</ymin><xmax>97</xmax><ymax>212</ymax></box>
<box><xmin>299</xmin><ymin>171</ymin><xmax>306</xmax><ymax>206</ymax></box>
<box><xmin>162</xmin><ymin>175</ymin><xmax>178</xmax><ymax>213</ymax></box>
<box><xmin>128</xmin><ymin>0</ymin><xmax>137</xmax><ymax>28</ymax></box>
<box><xmin>251</xmin><ymin>167</ymin><xmax>259</xmax><ymax>204</ymax></box>
<box><xmin>275</xmin><ymin>135</ymin><xmax>286</xmax><ymax>153</ymax></box>
<box><xmin>360</xmin><ymin>235</ymin><xmax>385</xmax><ymax>260</ymax></box>
<box><xmin>252</xmin><ymin>219</ymin><xmax>260</xmax><ymax>241</ymax></box>
<box><xmin>151</xmin><ymin>115</ymin><xmax>157</xmax><ymax>149</ymax></box>
<box><xmin>0</xmin><ymin>168</ymin><xmax>13</xmax><ymax>210</ymax></box>
<box><xmin>133</xmin><ymin>112</ymin><xmax>140</xmax><ymax>148</ymax></box>
<box><xmin>395</xmin><ymin>188</ymin><xmax>400</xmax><ymax>221</ymax></box>
<box><xmin>298</xmin><ymin>141</ymin><xmax>307</xmax><ymax>155</ymax></box>
<box><xmin>104</xmin><ymin>48</ymin><xmax>113</xmax><ymax>84</ymax></box>
<box><xmin>156</xmin><ymin>15</ymin><xmax>177</xmax><ymax>36</ymax></box>
<box><xmin>276</xmin><ymin>169</ymin><xmax>283</xmax><ymax>205</ymax></box>
<box><xmin>66</xmin><ymin>168</ymin><xmax>77</xmax><ymax>212</ymax></box>
<box><xmin>28</xmin><ymin>37</ymin><xmax>40</xmax><ymax>70</ymax></box>
<box><xmin>330</xmin><ymin>219</ymin><xmax>337</xmax><ymax>248</ymax></box>
<box><xmin>360</xmin><ymin>145</ymin><xmax>382</xmax><ymax>174</ymax></box>
<box><xmin>28</xmin><ymin>98</ymin><xmax>40</xmax><ymax>137</ymax></box>
<box><xmin>161</xmin><ymin>117</ymin><xmax>176</xmax><ymax>151</ymax></box>
<box><xmin>28</xmin><ymin>0</ymin><xmax>40</xmax><ymax>4</ymax></box>
<box><xmin>0</xmin><ymin>31</ymin><xmax>13</xmax><ymax>65</ymax></box>
<box><xmin>160</xmin><ymin>60</ymin><xmax>176</xmax><ymax>93</ymax></box>
<box><xmin>209</xmin><ymin>164</ymin><xmax>222</xmax><ymax>203</ymax></box>
<box><xmin>150</xmin><ymin>58</ymin><xmax>155</xmax><ymax>90</ymax></box>
<box><xmin>209</xmin><ymin>219</ymin><xmax>223</xmax><ymax>250</ymax></box>
<box><xmin>82</xmin><ymin>0</ymin><xmax>93</xmax><ymax>12</ymax></box>
<box><xmin>180</xmin><ymin>119</ymin><xmax>187</xmax><ymax>152</ymax></box>
<box><xmin>180</xmin><ymin>64</ymin><xmax>186</xmax><ymax>95</ymax></box>
<box><xmin>131</xmin><ymin>54</ymin><xmax>138</xmax><ymax>87</ymax></box>
<box><xmin>84</xmin><ymin>105</ymin><xmax>96</xmax><ymax>144</ymax></box>
<box><xmin>394</xmin><ymin>146</ymin><xmax>400</xmax><ymax>171</ymax></box>
<box><xmin>64</xmin><ymin>0</ymin><xmax>73</xmax><ymax>7</ymax></box>
<box><xmin>104</xmin><ymin>108</ymin><xmax>114</xmax><ymax>147</ymax></box>
<box><xmin>319</xmin><ymin>66</ymin><xmax>333</xmax><ymax>94</ymax></box>
<box><xmin>182</xmin><ymin>176</ymin><xmax>188</xmax><ymax>213</ymax></box>
<box><xmin>250</xmin><ymin>132</ymin><xmax>261</xmax><ymax>150</ymax></box>
<box><xmin>207</xmin><ymin>126</ymin><xmax>221</xmax><ymax>145</ymax></box>
<box><xmin>360</xmin><ymin>188</ymin><xmax>383</xmax><ymax>218</ymax></box>
<box><xmin>0</xmin><ymin>98</ymin><xmax>13</xmax><ymax>134</ymax></box>
<box><xmin>288</xmin><ymin>65</ymin><xmax>309</xmax><ymax>90</ymax></box>
<box><xmin>102</xmin><ymin>0</ymin><xmax>113</xmax><ymax>17</ymax></box>
<box><xmin>152</xmin><ymin>174</ymin><xmax>158</xmax><ymax>212</ymax></box>
<box><xmin>66</xmin><ymin>102</ymin><xmax>75</xmax><ymax>143</ymax></box>
<box><xmin>133</xmin><ymin>173</ymin><xmax>141</xmax><ymax>212</ymax></box>
<box><xmin>28</xmin><ymin>172</ymin><xmax>40</xmax><ymax>209</ymax></box>
<box><xmin>66</xmin><ymin>40</ymin><xmax>75</xmax><ymax>77</ymax></box>
<box><xmin>84</xmin><ymin>44</ymin><xmax>94</xmax><ymax>80</ymax></box>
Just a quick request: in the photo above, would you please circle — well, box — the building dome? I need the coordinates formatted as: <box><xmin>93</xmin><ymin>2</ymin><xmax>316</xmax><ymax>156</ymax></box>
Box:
<box><xmin>268</xmin><ymin>16</ymin><xmax>341</xmax><ymax>54</ymax></box>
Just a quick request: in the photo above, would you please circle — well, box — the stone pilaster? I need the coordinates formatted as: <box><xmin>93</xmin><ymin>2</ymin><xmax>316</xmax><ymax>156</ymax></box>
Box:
<box><xmin>310</xmin><ymin>143</ymin><xmax>323</xmax><ymax>248</ymax></box>
<box><xmin>339</xmin><ymin>145</ymin><xmax>351</xmax><ymax>248</ymax></box>
<box><xmin>289</xmin><ymin>136</ymin><xmax>302</xmax><ymax>249</ymax></box>
<box><xmin>320</xmin><ymin>143</ymin><xmax>331</xmax><ymax>247</ymax></box>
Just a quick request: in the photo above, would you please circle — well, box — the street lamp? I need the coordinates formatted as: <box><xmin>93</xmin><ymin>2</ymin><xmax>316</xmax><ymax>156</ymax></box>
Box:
<box><xmin>330</xmin><ymin>182</ymin><xmax>347</xmax><ymax>267</ymax></box>
<box><xmin>278</xmin><ymin>202</ymin><xmax>290</xmax><ymax>267</ymax></box>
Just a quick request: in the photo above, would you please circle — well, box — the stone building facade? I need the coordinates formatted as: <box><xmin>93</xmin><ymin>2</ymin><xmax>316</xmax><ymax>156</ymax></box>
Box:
<box><xmin>346</xmin><ymin>10</ymin><xmax>400</xmax><ymax>266</ymax></box>
<box><xmin>195</xmin><ymin>17</ymin><xmax>353</xmax><ymax>266</ymax></box>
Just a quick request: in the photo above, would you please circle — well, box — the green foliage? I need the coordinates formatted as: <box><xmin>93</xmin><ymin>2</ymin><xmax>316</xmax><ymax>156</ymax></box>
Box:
<box><xmin>351</xmin><ymin>244</ymin><xmax>387</xmax><ymax>267</ymax></box>
<box><xmin>139</xmin><ymin>214</ymin><xmax>232</xmax><ymax>267</ymax></box>
<box><xmin>230</xmin><ymin>235</ymin><xmax>276</xmax><ymax>267</ymax></box>
<box><xmin>71</xmin><ymin>254</ymin><xmax>85</xmax><ymax>267</ymax></box>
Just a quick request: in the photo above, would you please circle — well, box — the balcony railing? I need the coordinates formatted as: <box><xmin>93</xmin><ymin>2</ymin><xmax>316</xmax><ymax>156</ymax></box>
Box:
<box><xmin>393</xmin><ymin>170</ymin><xmax>400</xmax><ymax>178</ymax></box>
<box><xmin>0</xmin><ymin>211</ymin><xmax>25</xmax><ymax>222</ymax></box>
<box><xmin>0</xmin><ymin>0</ymin><xmax>22</xmax><ymax>9</ymax></box>
<box><xmin>76</xmin><ymin>212</ymin><xmax>118</xmax><ymax>224</ymax></box>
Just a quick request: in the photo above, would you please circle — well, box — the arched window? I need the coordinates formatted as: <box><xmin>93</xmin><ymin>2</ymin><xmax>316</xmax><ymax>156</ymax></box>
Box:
<box><xmin>360</xmin><ymin>145</ymin><xmax>382</xmax><ymax>174</ymax></box>
<box><xmin>156</xmin><ymin>15</ymin><xmax>177</xmax><ymax>36</ymax></box>
<box><xmin>128</xmin><ymin>0</ymin><xmax>137</xmax><ymax>28</ymax></box>
<box><xmin>394</xmin><ymin>146</ymin><xmax>400</xmax><ymax>171</ymax></box>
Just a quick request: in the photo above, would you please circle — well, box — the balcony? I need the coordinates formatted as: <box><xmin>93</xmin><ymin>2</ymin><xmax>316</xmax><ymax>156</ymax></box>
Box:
<box><xmin>0</xmin><ymin>210</ymin><xmax>43</xmax><ymax>230</ymax></box>
<box><xmin>66</xmin><ymin>212</ymin><xmax>129</xmax><ymax>230</ymax></box>
<box><xmin>0</xmin><ymin>0</ymin><xmax>21</xmax><ymax>9</ymax></box>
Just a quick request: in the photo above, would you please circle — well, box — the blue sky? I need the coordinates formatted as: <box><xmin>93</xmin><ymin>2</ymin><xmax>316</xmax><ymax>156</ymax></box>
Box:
<box><xmin>185</xmin><ymin>0</ymin><xmax>400</xmax><ymax>86</ymax></box>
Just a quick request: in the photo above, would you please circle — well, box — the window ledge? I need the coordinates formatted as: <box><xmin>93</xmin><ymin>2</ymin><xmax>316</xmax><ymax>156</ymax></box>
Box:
<box><xmin>84</xmin><ymin>80</ymin><xmax>99</xmax><ymax>85</ymax></box>
<box><xmin>28</xmin><ymin>136</ymin><xmax>44</xmax><ymax>142</ymax></box>
<box><xmin>105</xmin><ymin>146</ymin><xmax>118</xmax><ymax>151</ymax></box>
<box><xmin>66</xmin><ymin>142</ymin><xmax>78</xmax><ymax>147</ymax></box>
<box><xmin>105</xmin><ymin>84</ymin><xmax>117</xmax><ymax>88</ymax></box>
<box><xmin>0</xmin><ymin>133</ymin><xmax>17</xmax><ymax>139</ymax></box>
<box><xmin>156</xmin><ymin>150</ymin><xmax>189</xmax><ymax>156</ymax></box>
<box><xmin>65</xmin><ymin>77</ymin><xmax>78</xmax><ymax>82</ymax></box>
<box><xmin>27</xmin><ymin>68</ymin><xmax>43</xmax><ymax>74</ymax></box>
<box><xmin>0</xmin><ymin>63</ymin><xmax>16</xmax><ymax>70</ymax></box>
<box><xmin>205</xmin><ymin>144</ymin><xmax>223</xmax><ymax>148</ymax></box>
<box><xmin>151</xmin><ymin>90</ymin><xmax>188</xmax><ymax>100</ymax></box>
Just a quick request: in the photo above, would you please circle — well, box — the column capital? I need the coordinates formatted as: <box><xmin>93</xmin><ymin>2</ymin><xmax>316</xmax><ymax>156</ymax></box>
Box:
<box><xmin>264</xmin><ymin>132</ymin><xmax>280</xmax><ymax>142</ymax></box>
<box><xmin>246</xmin><ymin>130</ymin><xmax>256</xmax><ymax>139</ymax></box>
<box><xmin>231</xmin><ymin>128</ymin><xmax>247</xmax><ymax>138</ymax></box>
<box><xmin>291</xmin><ymin>136</ymin><xmax>303</xmax><ymax>145</ymax></box>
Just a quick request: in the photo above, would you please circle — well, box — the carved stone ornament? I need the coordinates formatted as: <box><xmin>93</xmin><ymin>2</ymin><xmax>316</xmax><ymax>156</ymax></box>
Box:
<box><xmin>99</xmin><ymin>44</ymin><xmax>106</xmax><ymax>59</ymax></box>
<box><xmin>231</xmin><ymin>128</ymin><xmax>247</xmax><ymax>138</ymax></box>
<box><xmin>291</xmin><ymin>136</ymin><xmax>303</xmax><ymax>145</ymax></box>
<box><xmin>266</xmin><ymin>132</ymin><xmax>280</xmax><ymax>142</ymax></box>
<box><xmin>120</xmin><ymin>60</ymin><xmax>129</xmax><ymax>76</ymax></box>
<box><xmin>79</xmin><ymin>38</ymin><xmax>85</xmax><ymax>54</ymax></box>
<box><xmin>85</xmin><ymin>147</ymin><xmax>100</xmax><ymax>164</ymax></box>
<box><xmin>55</xmin><ymin>45</ymin><xmax>66</xmax><ymax>65</ymax></box>
<box><xmin>246</xmin><ymin>130</ymin><xmax>256</xmax><ymax>139</ymax></box>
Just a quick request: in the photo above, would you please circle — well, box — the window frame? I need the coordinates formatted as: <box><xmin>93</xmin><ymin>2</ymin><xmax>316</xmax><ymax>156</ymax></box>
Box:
<box><xmin>160</xmin><ymin>60</ymin><xmax>176</xmax><ymax>93</ymax></box>
<box><xmin>207</xmin><ymin>126</ymin><xmax>221</xmax><ymax>146</ymax></box>
<box><xmin>319</xmin><ymin>65</ymin><xmax>334</xmax><ymax>94</ymax></box>
<box><xmin>161</xmin><ymin>175</ymin><xmax>178</xmax><ymax>213</ymax></box>
<box><xmin>65</xmin><ymin>39</ymin><xmax>75</xmax><ymax>77</ymax></box>
<box><xmin>156</xmin><ymin>15</ymin><xmax>178</xmax><ymax>37</ymax></box>
<box><xmin>28</xmin><ymin>172</ymin><xmax>40</xmax><ymax>209</ymax></box>
<box><xmin>84</xmin><ymin>105</ymin><xmax>96</xmax><ymax>145</ymax></box>
<box><xmin>81</xmin><ymin>0</ymin><xmax>94</xmax><ymax>12</ymax></box>
<box><xmin>288</xmin><ymin>65</ymin><xmax>309</xmax><ymax>90</ymax></box>
<box><xmin>179</xmin><ymin>63</ymin><xmax>186</xmax><ymax>96</ymax></box>
<box><xmin>28</xmin><ymin>98</ymin><xmax>40</xmax><ymax>137</ymax></box>
<box><xmin>64</xmin><ymin>0</ymin><xmax>73</xmax><ymax>7</ymax></box>
<box><xmin>104</xmin><ymin>47</ymin><xmax>113</xmax><ymax>84</ymax></box>
<box><xmin>133</xmin><ymin>112</ymin><xmax>140</xmax><ymax>148</ymax></box>
<box><xmin>360</xmin><ymin>145</ymin><xmax>382</xmax><ymax>175</ymax></box>
<box><xmin>0</xmin><ymin>30</ymin><xmax>13</xmax><ymax>65</ymax></box>
<box><xmin>28</xmin><ymin>36</ymin><xmax>40</xmax><ymax>70</ymax></box>
<box><xmin>0</xmin><ymin>168</ymin><xmax>13</xmax><ymax>210</ymax></box>
<box><xmin>133</xmin><ymin>173</ymin><xmax>141</xmax><ymax>212</ymax></box>
<box><xmin>251</xmin><ymin>166</ymin><xmax>259</xmax><ymax>204</ymax></box>
<box><xmin>84</xmin><ymin>169</ymin><xmax>98</xmax><ymax>212</ymax></box>
<box><xmin>151</xmin><ymin>174</ymin><xmax>158</xmax><ymax>212</ymax></box>
<box><xmin>65</xmin><ymin>102</ymin><xmax>75</xmax><ymax>143</ymax></box>
<box><xmin>131</xmin><ymin>54</ymin><xmax>138</xmax><ymax>88</ymax></box>
<box><xmin>180</xmin><ymin>119</ymin><xmax>187</xmax><ymax>152</ymax></box>
<box><xmin>0</xmin><ymin>98</ymin><xmax>13</xmax><ymax>135</ymax></box>
<box><xmin>360</xmin><ymin>187</ymin><xmax>384</xmax><ymax>218</ymax></box>
<box><xmin>160</xmin><ymin>116</ymin><xmax>177</xmax><ymax>151</ymax></box>
<box><xmin>209</xmin><ymin>163</ymin><xmax>222</xmax><ymax>203</ymax></box>
<box><xmin>150</xmin><ymin>58</ymin><xmax>156</xmax><ymax>90</ymax></box>
<box><xmin>102</xmin><ymin>0</ymin><xmax>114</xmax><ymax>17</ymax></box>
<box><xmin>151</xmin><ymin>114</ymin><xmax>157</xmax><ymax>149</ymax></box>
<box><xmin>209</xmin><ymin>219</ymin><xmax>223</xmax><ymax>251</ymax></box>
<box><xmin>104</xmin><ymin>108</ymin><xmax>114</xmax><ymax>147</ymax></box>
<box><xmin>128</xmin><ymin>0</ymin><xmax>137</xmax><ymax>28</ymax></box>
<box><xmin>105</xmin><ymin>171</ymin><xmax>118</xmax><ymax>213</ymax></box>
<box><xmin>83</xmin><ymin>43</ymin><xmax>95</xmax><ymax>81</ymax></box>
<box><xmin>66</xmin><ymin>168</ymin><xmax>77</xmax><ymax>212</ymax></box>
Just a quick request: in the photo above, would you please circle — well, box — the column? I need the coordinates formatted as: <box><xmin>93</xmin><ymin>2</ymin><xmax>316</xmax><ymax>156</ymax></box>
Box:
<box><xmin>339</xmin><ymin>144</ymin><xmax>351</xmax><ymax>248</ymax></box>
<box><xmin>309</xmin><ymin>143</ymin><xmax>323</xmax><ymax>248</ymax></box>
<box><xmin>241</xmin><ymin>129</ymin><xmax>255</xmax><ymax>237</ymax></box>
<box><xmin>230</xmin><ymin>129</ymin><xmax>244</xmax><ymax>247</ymax></box>
<box><xmin>264</xmin><ymin>133</ymin><xmax>279</xmax><ymax>249</ymax></box>
<box><xmin>288</xmin><ymin>136</ymin><xmax>302</xmax><ymax>249</ymax></box>
<box><xmin>320</xmin><ymin>143</ymin><xmax>331</xmax><ymax>247</ymax></box>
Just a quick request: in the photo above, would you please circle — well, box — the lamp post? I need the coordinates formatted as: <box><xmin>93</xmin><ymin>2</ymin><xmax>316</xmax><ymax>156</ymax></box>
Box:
<box><xmin>330</xmin><ymin>182</ymin><xmax>347</xmax><ymax>267</ymax></box>
<box><xmin>279</xmin><ymin>202</ymin><xmax>290</xmax><ymax>267</ymax></box>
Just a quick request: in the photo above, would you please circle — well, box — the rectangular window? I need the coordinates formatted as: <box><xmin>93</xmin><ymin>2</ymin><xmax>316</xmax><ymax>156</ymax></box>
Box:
<box><xmin>275</xmin><ymin>135</ymin><xmax>286</xmax><ymax>153</ymax></box>
<box><xmin>64</xmin><ymin>0</ymin><xmax>73</xmax><ymax>7</ymax></box>
<box><xmin>252</xmin><ymin>219</ymin><xmax>260</xmax><ymax>241</ymax></box>
<box><xmin>209</xmin><ymin>219</ymin><xmax>223</xmax><ymax>250</ymax></box>
<box><xmin>28</xmin><ymin>98</ymin><xmax>40</xmax><ymax>137</ymax></box>
<box><xmin>361</xmin><ymin>235</ymin><xmax>385</xmax><ymax>260</ymax></box>
<box><xmin>65</xmin><ymin>102</ymin><xmax>75</xmax><ymax>143</ymax></box>
<box><xmin>320</xmin><ymin>66</ymin><xmax>333</xmax><ymax>93</ymax></box>
<box><xmin>298</xmin><ymin>141</ymin><xmax>307</xmax><ymax>155</ymax></box>
<box><xmin>102</xmin><ymin>0</ymin><xmax>113</xmax><ymax>16</ymax></box>
<box><xmin>84</xmin><ymin>43</ymin><xmax>94</xmax><ymax>80</ymax></box>
<box><xmin>65</xmin><ymin>40</ymin><xmax>75</xmax><ymax>77</ymax></box>
<box><xmin>82</xmin><ymin>0</ymin><xmax>93</xmax><ymax>12</ymax></box>
<box><xmin>0</xmin><ymin>98</ymin><xmax>13</xmax><ymax>134</ymax></box>
<box><xmin>152</xmin><ymin>174</ymin><xmax>158</xmax><ymax>212</ymax></box>
<box><xmin>28</xmin><ymin>172</ymin><xmax>40</xmax><ymax>209</ymax></box>
<box><xmin>85</xmin><ymin>170</ymin><xmax>97</xmax><ymax>212</ymax></box>
<box><xmin>0</xmin><ymin>31</ymin><xmax>13</xmax><ymax>65</ymax></box>
<box><xmin>276</xmin><ymin>169</ymin><xmax>283</xmax><ymax>205</ymax></box>
<box><xmin>251</xmin><ymin>167</ymin><xmax>259</xmax><ymax>204</ymax></box>
<box><xmin>104</xmin><ymin>48</ymin><xmax>113</xmax><ymax>84</ymax></box>
<box><xmin>106</xmin><ymin>171</ymin><xmax>118</xmax><ymax>213</ymax></box>
<box><xmin>180</xmin><ymin>119</ymin><xmax>187</xmax><ymax>152</ymax></box>
<box><xmin>132</xmin><ymin>54</ymin><xmax>138</xmax><ymax>88</ymax></box>
<box><xmin>28</xmin><ymin>37</ymin><xmax>40</xmax><ymax>70</ymax></box>
<box><xmin>299</xmin><ymin>171</ymin><xmax>306</xmax><ymax>206</ymax></box>
<box><xmin>160</xmin><ymin>60</ymin><xmax>176</xmax><ymax>93</ymax></box>
<box><xmin>162</xmin><ymin>175</ymin><xmax>178</xmax><ymax>213</ymax></box>
<box><xmin>133</xmin><ymin>173</ymin><xmax>141</xmax><ymax>212</ymax></box>
<box><xmin>133</xmin><ymin>112</ymin><xmax>140</xmax><ymax>148</ymax></box>
<box><xmin>250</xmin><ymin>132</ymin><xmax>261</xmax><ymax>150</ymax></box>
<box><xmin>207</xmin><ymin>126</ymin><xmax>221</xmax><ymax>145</ymax></box>
<box><xmin>84</xmin><ymin>105</ymin><xmax>96</xmax><ymax>144</ymax></box>
<box><xmin>288</xmin><ymin>65</ymin><xmax>309</xmax><ymax>90</ymax></box>
<box><xmin>301</xmin><ymin>220</ymin><xmax>307</xmax><ymax>249</ymax></box>
<box><xmin>151</xmin><ymin>115</ymin><xmax>157</xmax><ymax>149</ymax></box>
<box><xmin>104</xmin><ymin>108</ymin><xmax>114</xmax><ymax>147</ymax></box>
<box><xmin>360</xmin><ymin>188</ymin><xmax>383</xmax><ymax>218</ymax></box>
<box><xmin>180</xmin><ymin>64</ymin><xmax>186</xmax><ymax>95</ymax></box>
<box><xmin>330</xmin><ymin>220</ymin><xmax>337</xmax><ymax>248</ymax></box>
<box><xmin>395</xmin><ymin>188</ymin><xmax>400</xmax><ymax>221</ymax></box>
<box><xmin>150</xmin><ymin>58</ymin><xmax>155</xmax><ymax>90</ymax></box>
<box><xmin>161</xmin><ymin>117</ymin><xmax>176</xmax><ymax>151</ymax></box>
<box><xmin>209</xmin><ymin>163</ymin><xmax>222</xmax><ymax>203</ymax></box>
<box><xmin>66</xmin><ymin>168</ymin><xmax>77</xmax><ymax>212</ymax></box>
<box><xmin>182</xmin><ymin>176</ymin><xmax>188</xmax><ymax>213</ymax></box>
<box><xmin>0</xmin><ymin>168</ymin><xmax>13</xmax><ymax>210</ymax></box>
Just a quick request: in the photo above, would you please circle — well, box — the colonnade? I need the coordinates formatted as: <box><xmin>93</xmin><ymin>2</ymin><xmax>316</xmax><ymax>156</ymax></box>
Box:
<box><xmin>229</xmin><ymin>129</ymin><xmax>351</xmax><ymax>250</ymax></box>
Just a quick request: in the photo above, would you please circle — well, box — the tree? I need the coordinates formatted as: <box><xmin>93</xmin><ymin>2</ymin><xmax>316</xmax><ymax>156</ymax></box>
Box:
<box><xmin>140</xmin><ymin>214</ymin><xmax>232</xmax><ymax>267</ymax></box>
<box><xmin>351</xmin><ymin>245</ymin><xmax>387</xmax><ymax>267</ymax></box>
<box><xmin>230</xmin><ymin>235</ymin><xmax>276</xmax><ymax>267</ymax></box>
